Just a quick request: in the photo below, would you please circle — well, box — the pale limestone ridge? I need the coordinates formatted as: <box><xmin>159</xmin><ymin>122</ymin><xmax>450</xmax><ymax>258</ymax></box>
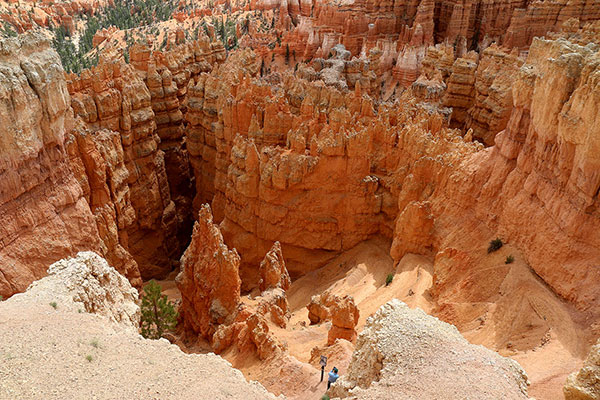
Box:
<box><xmin>564</xmin><ymin>338</ymin><xmax>600</xmax><ymax>400</ymax></box>
<box><xmin>14</xmin><ymin>251</ymin><xmax>140</xmax><ymax>328</ymax></box>
<box><xmin>329</xmin><ymin>299</ymin><xmax>530</xmax><ymax>400</ymax></box>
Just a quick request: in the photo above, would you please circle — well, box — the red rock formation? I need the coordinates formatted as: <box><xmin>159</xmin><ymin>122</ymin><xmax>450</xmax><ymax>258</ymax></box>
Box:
<box><xmin>442</xmin><ymin>53</ymin><xmax>478</xmax><ymax>127</ymax></box>
<box><xmin>0</xmin><ymin>33</ymin><xmax>102</xmax><ymax>298</ymax></box>
<box><xmin>411</xmin><ymin>71</ymin><xmax>447</xmax><ymax>103</ymax></box>
<box><xmin>176</xmin><ymin>204</ymin><xmax>241</xmax><ymax>339</ymax></box>
<box><xmin>390</xmin><ymin>201</ymin><xmax>434</xmax><ymax>262</ymax></box>
<box><xmin>128</xmin><ymin>38</ymin><xmax>226</xmax><ymax>253</ymax></box>
<box><xmin>327</xmin><ymin>295</ymin><xmax>360</xmax><ymax>345</ymax></box>
<box><xmin>504</xmin><ymin>0</ymin><xmax>600</xmax><ymax>50</ymax></box>
<box><xmin>307</xmin><ymin>290</ymin><xmax>337</xmax><ymax>324</ymax></box>
<box><xmin>464</xmin><ymin>45</ymin><xmax>523</xmax><ymax>145</ymax></box>
<box><xmin>393</xmin><ymin>34</ymin><xmax>600</xmax><ymax>320</ymax></box>
<box><xmin>185</xmin><ymin>48</ymin><xmax>258</xmax><ymax>216</ymax></box>
<box><xmin>0</xmin><ymin>0</ymin><xmax>100</xmax><ymax>35</ymax></box>
<box><xmin>305</xmin><ymin>290</ymin><xmax>359</xmax><ymax>343</ymax></box>
<box><xmin>65</xmin><ymin>127</ymin><xmax>142</xmax><ymax>287</ymax></box>
<box><xmin>92</xmin><ymin>27</ymin><xmax>118</xmax><ymax>48</ymax></box>
<box><xmin>67</xmin><ymin>58</ymin><xmax>180</xmax><ymax>279</ymax></box>
<box><xmin>258</xmin><ymin>241</ymin><xmax>291</xmax><ymax>292</ymax></box>
<box><xmin>455</xmin><ymin>36</ymin><xmax>600</xmax><ymax>310</ymax></box>
<box><xmin>183</xmin><ymin>46</ymin><xmax>483</xmax><ymax>286</ymax></box>
<box><xmin>211</xmin><ymin>287</ymin><xmax>290</xmax><ymax>358</ymax></box>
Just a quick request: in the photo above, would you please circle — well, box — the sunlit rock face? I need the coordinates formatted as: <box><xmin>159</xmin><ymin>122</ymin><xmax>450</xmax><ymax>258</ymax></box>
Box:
<box><xmin>0</xmin><ymin>33</ymin><xmax>102</xmax><ymax>298</ymax></box>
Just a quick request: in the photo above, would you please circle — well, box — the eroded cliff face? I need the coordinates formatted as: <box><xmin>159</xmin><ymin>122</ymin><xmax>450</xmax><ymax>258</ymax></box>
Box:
<box><xmin>0</xmin><ymin>32</ymin><xmax>229</xmax><ymax>297</ymax></box>
<box><xmin>428</xmin><ymin>36</ymin><xmax>600</xmax><ymax>312</ymax></box>
<box><xmin>184</xmin><ymin>48</ymin><xmax>480</xmax><ymax>287</ymax></box>
<box><xmin>66</xmin><ymin>59</ymin><xmax>182</xmax><ymax>279</ymax></box>
<box><xmin>0</xmin><ymin>33</ymin><xmax>101</xmax><ymax>297</ymax></box>
<box><xmin>62</xmin><ymin>35</ymin><xmax>229</xmax><ymax>282</ymax></box>
<box><xmin>65</xmin><ymin>127</ymin><xmax>141</xmax><ymax>287</ymax></box>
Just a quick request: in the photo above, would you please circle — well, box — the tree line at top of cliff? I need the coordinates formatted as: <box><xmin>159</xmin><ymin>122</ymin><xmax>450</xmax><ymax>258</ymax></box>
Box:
<box><xmin>51</xmin><ymin>0</ymin><xmax>179</xmax><ymax>73</ymax></box>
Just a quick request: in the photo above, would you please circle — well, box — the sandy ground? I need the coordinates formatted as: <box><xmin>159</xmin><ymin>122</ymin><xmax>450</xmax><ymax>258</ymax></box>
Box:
<box><xmin>160</xmin><ymin>237</ymin><xmax>593</xmax><ymax>399</ymax></box>
<box><xmin>512</xmin><ymin>337</ymin><xmax>584</xmax><ymax>399</ymax></box>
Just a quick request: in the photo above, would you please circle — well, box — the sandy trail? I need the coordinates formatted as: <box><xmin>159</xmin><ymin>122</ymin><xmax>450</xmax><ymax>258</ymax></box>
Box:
<box><xmin>160</xmin><ymin>237</ymin><xmax>593</xmax><ymax>399</ymax></box>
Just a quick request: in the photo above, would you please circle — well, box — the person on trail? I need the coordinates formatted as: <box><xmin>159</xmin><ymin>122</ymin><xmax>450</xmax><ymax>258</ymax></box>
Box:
<box><xmin>327</xmin><ymin>367</ymin><xmax>339</xmax><ymax>390</ymax></box>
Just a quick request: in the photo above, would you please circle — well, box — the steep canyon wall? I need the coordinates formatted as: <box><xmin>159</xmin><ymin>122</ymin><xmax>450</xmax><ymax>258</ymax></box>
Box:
<box><xmin>0</xmin><ymin>34</ymin><xmax>101</xmax><ymax>296</ymax></box>
<box><xmin>0</xmin><ymin>33</ymin><xmax>227</xmax><ymax>298</ymax></box>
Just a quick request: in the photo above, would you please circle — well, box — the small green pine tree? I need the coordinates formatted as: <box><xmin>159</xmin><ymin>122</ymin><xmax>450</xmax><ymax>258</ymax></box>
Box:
<box><xmin>487</xmin><ymin>238</ymin><xmax>503</xmax><ymax>253</ymax></box>
<box><xmin>385</xmin><ymin>273</ymin><xmax>394</xmax><ymax>286</ymax></box>
<box><xmin>140</xmin><ymin>280</ymin><xmax>178</xmax><ymax>339</ymax></box>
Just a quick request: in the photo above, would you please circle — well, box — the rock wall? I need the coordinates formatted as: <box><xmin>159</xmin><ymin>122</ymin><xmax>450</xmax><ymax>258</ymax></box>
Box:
<box><xmin>185</xmin><ymin>49</ymin><xmax>479</xmax><ymax>284</ymax></box>
<box><xmin>65</xmin><ymin>127</ymin><xmax>141</xmax><ymax>287</ymax></box>
<box><xmin>463</xmin><ymin>44</ymin><xmax>523</xmax><ymax>145</ymax></box>
<box><xmin>0</xmin><ymin>33</ymin><xmax>229</xmax><ymax>297</ymax></box>
<box><xmin>0</xmin><ymin>33</ymin><xmax>101</xmax><ymax>298</ymax></box>
<box><xmin>393</xmin><ymin>35</ymin><xmax>600</xmax><ymax>316</ymax></box>
<box><xmin>67</xmin><ymin>59</ymin><xmax>181</xmax><ymax>279</ymax></box>
<box><xmin>504</xmin><ymin>1</ymin><xmax>600</xmax><ymax>50</ymax></box>
<box><xmin>129</xmin><ymin>38</ymin><xmax>226</xmax><ymax>250</ymax></box>
<box><xmin>437</xmin><ymin>44</ymin><xmax>523</xmax><ymax>145</ymax></box>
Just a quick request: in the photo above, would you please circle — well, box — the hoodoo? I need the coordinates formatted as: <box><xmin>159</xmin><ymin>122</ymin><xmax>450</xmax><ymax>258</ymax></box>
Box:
<box><xmin>1</xmin><ymin>0</ymin><xmax>600</xmax><ymax>399</ymax></box>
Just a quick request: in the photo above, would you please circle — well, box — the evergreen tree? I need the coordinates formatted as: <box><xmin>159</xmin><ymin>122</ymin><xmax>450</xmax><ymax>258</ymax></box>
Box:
<box><xmin>285</xmin><ymin>44</ymin><xmax>290</xmax><ymax>64</ymax></box>
<box><xmin>2</xmin><ymin>22</ymin><xmax>18</xmax><ymax>37</ymax></box>
<box><xmin>140</xmin><ymin>280</ymin><xmax>178</xmax><ymax>339</ymax></box>
<box><xmin>219</xmin><ymin>17</ymin><xmax>226</xmax><ymax>45</ymax></box>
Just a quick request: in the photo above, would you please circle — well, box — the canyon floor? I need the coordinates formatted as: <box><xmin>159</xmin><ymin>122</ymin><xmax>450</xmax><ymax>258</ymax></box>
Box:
<box><xmin>160</xmin><ymin>238</ymin><xmax>591</xmax><ymax>399</ymax></box>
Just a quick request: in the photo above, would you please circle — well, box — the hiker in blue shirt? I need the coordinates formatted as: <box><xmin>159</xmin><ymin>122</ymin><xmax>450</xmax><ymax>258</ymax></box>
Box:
<box><xmin>327</xmin><ymin>367</ymin><xmax>339</xmax><ymax>389</ymax></box>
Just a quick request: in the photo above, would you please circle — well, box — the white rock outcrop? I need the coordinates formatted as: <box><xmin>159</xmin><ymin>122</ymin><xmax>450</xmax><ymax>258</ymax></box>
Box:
<box><xmin>12</xmin><ymin>251</ymin><xmax>140</xmax><ymax>328</ymax></box>
<box><xmin>329</xmin><ymin>299</ymin><xmax>530</xmax><ymax>400</ymax></box>
<box><xmin>564</xmin><ymin>338</ymin><xmax>600</xmax><ymax>400</ymax></box>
